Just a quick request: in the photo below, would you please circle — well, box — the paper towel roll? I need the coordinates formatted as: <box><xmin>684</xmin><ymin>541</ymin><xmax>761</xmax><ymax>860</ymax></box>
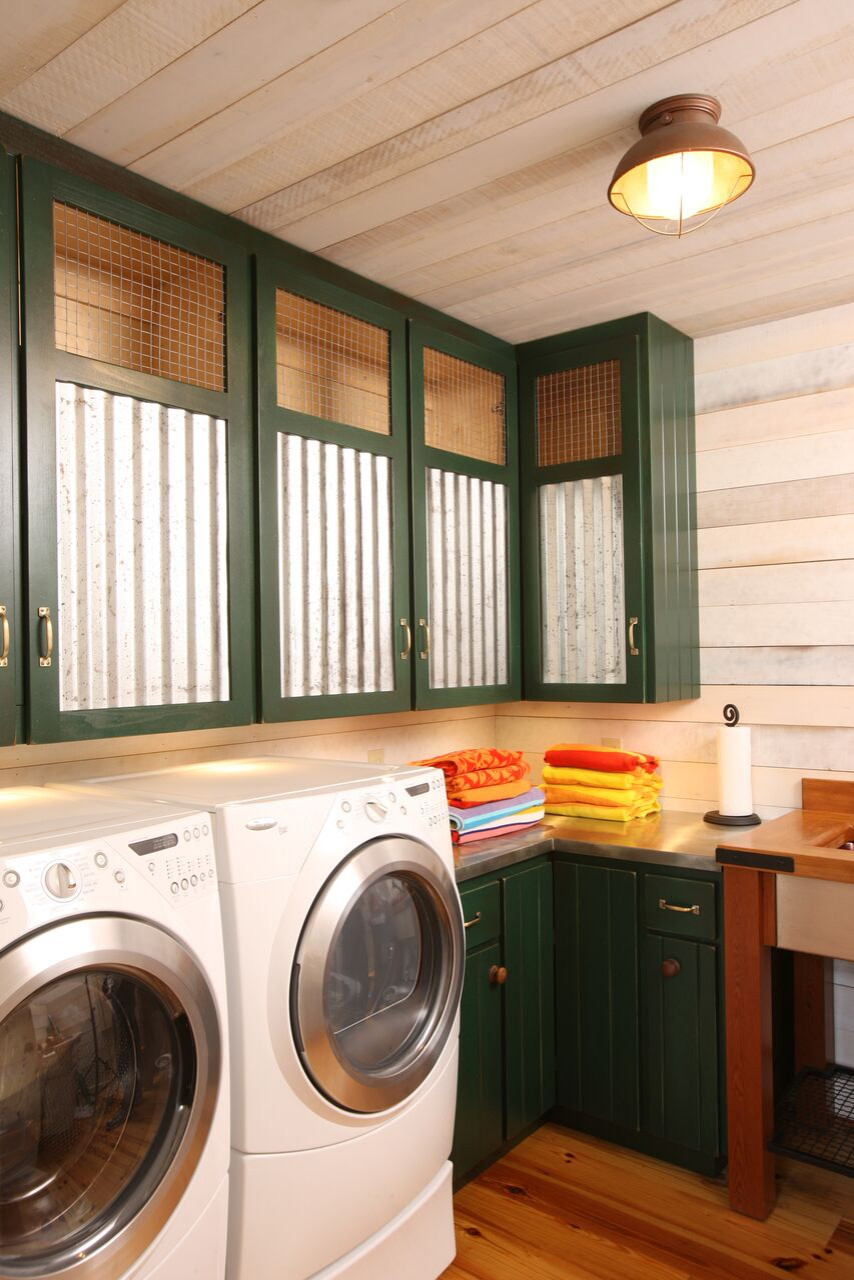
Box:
<box><xmin>717</xmin><ymin>725</ymin><xmax>754</xmax><ymax>817</ymax></box>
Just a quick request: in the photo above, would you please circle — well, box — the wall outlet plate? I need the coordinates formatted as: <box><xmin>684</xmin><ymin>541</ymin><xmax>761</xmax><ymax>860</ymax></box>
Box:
<box><xmin>367</xmin><ymin>748</ymin><xmax>385</xmax><ymax>764</ymax></box>
<box><xmin>600</xmin><ymin>737</ymin><xmax>622</xmax><ymax>749</ymax></box>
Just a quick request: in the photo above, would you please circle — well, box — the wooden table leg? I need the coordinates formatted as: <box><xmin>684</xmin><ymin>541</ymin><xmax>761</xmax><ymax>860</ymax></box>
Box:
<box><xmin>793</xmin><ymin>953</ymin><xmax>834</xmax><ymax>1072</ymax></box>
<box><xmin>723</xmin><ymin>866</ymin><xmax>776</xmax><ymax>1219</ymax></box>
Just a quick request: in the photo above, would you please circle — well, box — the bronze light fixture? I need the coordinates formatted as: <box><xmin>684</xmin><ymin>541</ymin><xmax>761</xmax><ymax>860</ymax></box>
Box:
<box><xmin>608</xmin><ymin>95</ymin><xmax>755</xmax><ymax>237</ymax></box>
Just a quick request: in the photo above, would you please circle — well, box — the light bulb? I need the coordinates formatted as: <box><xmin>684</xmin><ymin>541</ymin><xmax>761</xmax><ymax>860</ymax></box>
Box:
<box><xmin>645</xmin><ymin>150</ymin><xmax>715</xmax><ymax>221</ymax></box>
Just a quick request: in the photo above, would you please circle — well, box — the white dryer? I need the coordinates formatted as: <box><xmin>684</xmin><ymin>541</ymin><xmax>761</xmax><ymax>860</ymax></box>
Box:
<box><xmin>0</xmin><ymin>786</ymin><xmax>230</xmax><ymax>1280</ymax></box>
<box><xmin>65</xmin><ymin>758</ymin><xmax>465</xmax><ymax>1280</ymax></box>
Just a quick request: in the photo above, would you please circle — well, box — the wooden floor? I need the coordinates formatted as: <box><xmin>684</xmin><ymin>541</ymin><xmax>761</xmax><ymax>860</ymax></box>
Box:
<box><xmin>441</xmin><ymin>1124</ymin><xmax>854</xmax><ymax>1279</ymax></box>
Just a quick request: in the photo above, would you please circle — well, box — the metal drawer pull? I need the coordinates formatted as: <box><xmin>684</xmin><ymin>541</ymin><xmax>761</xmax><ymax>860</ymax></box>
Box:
<box><xmin>629</xmin><ymin>616</ymin><xmax>639</xmax><ymax>656</ymax></box>
<box><xmin>38</xmin><ymin>606</ymin><xmax>53</xmax><ymax>668</ymax></box>
<box><xmin>658</xmin><ymin>897</ymin><xmax>700</xmax><ymax>916</ymax></box>
<box><xmin>400</xmin><ymin>617</ymin><xmax>412</xmax><ymax>660</ymax></box>
<box><xmin>0</xmin><ymin>604</ymin><xmax>8</xmax><ymax>667</ymax></box>
<box><xmin>418</xmin><ymin>617</ymin><xmax>430</xmax><ymax>660</ymax></box>
<box><xmin>463</xmin><ymin>911</ymin><xmax>482</xmax><ymax>929</ymax></box>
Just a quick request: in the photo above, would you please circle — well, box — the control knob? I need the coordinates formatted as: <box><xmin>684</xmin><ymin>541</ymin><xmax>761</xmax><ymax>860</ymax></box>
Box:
<box><xmin>364</xmin><ymin>797</ymin><xmax>389</xmax><ymax>824</ymax></box>
<box><xmin>44</xmin><ymin>862</ymin><xmax>79</xmax><ymax>900</ymax></box>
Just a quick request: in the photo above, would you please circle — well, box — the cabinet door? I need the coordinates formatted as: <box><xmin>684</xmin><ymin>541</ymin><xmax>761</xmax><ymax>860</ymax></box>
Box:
<box><xmin>554</xmin><ymin>859</ymin><xmax>640</xmax><ymax>1130</ymax></box>
<box><xmin>410</xmin><ymin>323</ymin><xmax>520</xmax><ymax>708</ymax></box>
<box><xmin>643</xmin><ymin>933</ymin><xmax>720</xmax><ymax>1158</ymax></box>
<box><xmin>0</xmin><ymin>150</ymin><xmax>17</xmax><ymax>745</ymax></box>
<box><xmin>520</xmin><ymin>333</ymin><xmax>645</xmax><ymax>702</ymax></box>
<box><xmin>256</xmin><ymin>262</ymin><xmax>411</xmax><ymax>720</ymax></box>
<box><xmin>452</xmin><ymin>941</ymin><xmax>504</xmax><ymax>1181</ymax></box>
<box><xmin>21</xmin><ymin>160</ymin><xmax>254</xmax><ymax>742</ymax></box>
<box><xmin>503</xmin><ymin>861</ymin><xmax>555</xmax><ymax>1139</ymax></box>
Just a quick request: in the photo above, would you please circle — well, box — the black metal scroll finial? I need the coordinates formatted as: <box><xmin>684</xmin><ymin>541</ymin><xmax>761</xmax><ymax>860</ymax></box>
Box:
<box><xmin>723</xmin><ymin>703</ymin><xmax>740</xmax><ymax>726</ymax></box>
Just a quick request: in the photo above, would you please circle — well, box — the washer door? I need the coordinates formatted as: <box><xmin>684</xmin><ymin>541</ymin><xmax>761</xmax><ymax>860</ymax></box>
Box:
<box><xmin>0</xmin><ymin>916</ymin><xmax>221</xmax><ymax>1280</ymax></box>
<box><xmin>292</xmin><ymin>837</ymin><xmax>464</xmax><ymax>1113</ymax></box>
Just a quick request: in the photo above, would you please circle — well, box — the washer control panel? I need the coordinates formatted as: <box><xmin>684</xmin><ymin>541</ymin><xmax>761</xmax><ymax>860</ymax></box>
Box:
<box><xmin>407</xmin><ymin>772</ymin><xmax>448</xmax><ymax>829</ymax></box>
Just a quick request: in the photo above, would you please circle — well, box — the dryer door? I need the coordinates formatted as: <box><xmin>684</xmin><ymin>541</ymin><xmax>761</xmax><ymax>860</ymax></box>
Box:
<box><xmin>0</xmin><ymin>916</ymin><xmax>221</xmax><ymax>1280</ymax></box>
<box><xmin>292</xmin><ymin>837</ymin><xmax>464</xmax><ymax>1113</ymax></box>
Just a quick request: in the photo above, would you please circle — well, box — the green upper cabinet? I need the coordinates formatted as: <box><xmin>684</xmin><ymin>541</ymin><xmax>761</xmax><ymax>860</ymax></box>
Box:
<box><xmin>0</xmin><ymin>151</ymin><xmax>18</xmax><ymax>746</ymax></box>
<box><xmin>20</xmin><ymin>159</ymin><xmax>255</xmax><ymax>743</ymax></box>
<box><xmin>409</xmin><ymin>324</ymin><xmax>520</xmax><ymax>708</ymax></box>
<box><xmin>519</xmin><ymin>313</ymin><xmax>698</xmax><ymax>703</ymax></box>
<box><xmin>256</xmin><ymin>260</ymin><xmax>412</xmax><ymax>721</ymax></box>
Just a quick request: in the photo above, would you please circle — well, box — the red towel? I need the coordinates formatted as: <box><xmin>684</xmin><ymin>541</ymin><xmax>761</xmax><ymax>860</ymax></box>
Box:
<box><xmin>544</xmin><ymin>743</ymin><xmax>659</xmax><ymax>774</ymax></box>
<box><xmin>414</xmin><ymin>747</ymin><xmax>524</xmax><ymax>778</ymax></box>
<box><xmin>445</xmin><ymin>761</ymin><xmax>530</xmax><ymax>798</ymax></box>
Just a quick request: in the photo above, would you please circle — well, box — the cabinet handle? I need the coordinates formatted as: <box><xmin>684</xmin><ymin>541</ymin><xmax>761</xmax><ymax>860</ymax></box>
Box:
<box><xmin>418</xmin><ymin>617</ymin><xmax>430</xmax><ymax>660</ymax></box>
<box><xmin>629</xmin><ymin>616</ymin><xmax>639</xmax><ymax>657</ymax></box>
<box><xmin>661</xmin><ymin>958</ymin><xmax>681</xmax><ymax>979</ymax></box>
<box><xmin>0</xmin><ymin>604</ymin><xmax>8</xmax><ymax>668</ymax></box>
<box><xmin>38</xmin><ymin>606</ymin><xmax>53</xmax><ymax>668</ymax></box>
<box><xmin>463</xmin><ymin>910</ymin><xmax>482</xmax><ymax>930</ymax></box>
<box><xmin>658</xmin><ymin>897</ymin><xmax>700</xmax><ymax>916</ymax></box>
<box><xmin>488</xmin><ymin>965</ymin><xmax>508</xmax><ymax>986</ymax></box>
<box><xmin>400</xmin><ymin>617</ymin><xmax>412</xmax><ymax>661</ymax></box>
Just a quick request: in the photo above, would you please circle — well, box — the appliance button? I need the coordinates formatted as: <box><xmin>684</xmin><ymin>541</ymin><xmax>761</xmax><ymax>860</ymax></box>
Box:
<box><xmin>193</xmin><ymin>827</ymin><xmax>200</xmax><ymax>839</ymax></box>
<box><xmin>114</xmin><ymin>870</ymin><xmax>125</xmax><ymax>885</ymax></box>
<box><xmin>183</xmin><ymin>830</ymin><xmax>191</xmax><ymax>842</ymax></box>
<box><xmin>365</xmin><ymin>798</ymin><xmax>388</xmax><ymax>823</ymax></box>
<box><xmin>245</xmin><ymin>818</ymin><xmax>277</xmax><ymax>832</ymax></box>
<box><xmin>341</xmin><ymin>801</ymin><xmax>351</xmax><ymax>813</ymax></box>
<box><xmin>148</xmin><ymin>862</ymin><xmax>156</xmax><ymax>874</ymax></box>
<box><xmin>190</xmin><ymin>874</ymin><xmax>198</xmax><ymax>886</ymax></box>
<box><xmin>170</xmin><ymin>882</ymin><xmax>179</xmax><ymax>895</ymax></box>
<box><xmin>3</xmin><ymin>869</ymin><xmax>20</xmax><ymax>888</ymax></box>
<box><xmin>180</xmin><ymin>878</ymin><xmax>189</xmax><ymax>890</ymax></box>
<box><xmin>337</xmin><ymin>820</ymin><xmax>345</xmax><ymax>830</ymax></box>
<box><xmin>200</xmin><ymin>872</ymin><xmax>206</xmax><ymax>882</ymax></box>
<box><xmin>0</xmin><ymin>898</ymin><xmax>3</xmax><ymax>913</ymax></box>
<box><xmin>202</xmin><ymin>824</ymin><xmax>209</xmax><ymax>836</ymax></box>
<box><xmin>388</xmin><ymin>793</ymin><xmax>396</xmax><ymax>804</ymax></box>
<box><xmin>94</xmin><ymin>852</ymin><xmax>108</xmax><ymax>868</ymax></box>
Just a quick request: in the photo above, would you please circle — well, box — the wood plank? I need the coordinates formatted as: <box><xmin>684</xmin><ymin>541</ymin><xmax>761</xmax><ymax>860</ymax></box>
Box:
<box><xmin>698</xmin><ymin>515</ymin><xmax>854</xmax><ymax>569</ymax></box>
<box><xmin>723</xmin><ymin>866</ymin><xmax>776</xmax><ymax>1219</ymax></box>
<box><xmin>699</xmin><ymin>646</ymin><xmax>854</xmax><ymax>687</ymax></box>
<box><xmin>696</xmin><ymin>346</ymin><xmax>854</xmax><ymax>417</ymax></box>
<box><xmin>699</xmin><ymin>561</ymin><xmax>854</xmax><ymax>607</ymax></box>
<box><xmin>0</xmin><ymin>1</ymin><xmax>124</xmax><ymax>98</ymax></box>
<box><xmin>697</xmin><ymin>432</ymin><xmax>854</xmax><ymax>495</ymax></box>
<box><xmin>696</xmin><ymin>386</ymin><xmax>854</xmax><ymax>454</ymax></box>
<box><xmin>793</xmin><ymin>953</ymin><xmax>834</xmax><ymax>1072</ymax></box>
<box><xmin>803</xmin><ymin>778</ymin><xmax>854</xmax><ymax>813</ymax></box>
<box><xmin>698</xmin><ymin>474</ymin><xmax>854</xmax><ymax>529</ymax></box>
<box><xmin>499</xmin><ymin>686</ymin><xmax>854</xmax><ymax>728</ymax></box>
<box><xmin>695</xmin><ymin>301</ymin><xmax>854</xmax><ymax>374</ymax></box>
<box><xmin>699</xmin><ymin>602</ymin><xmax>854</xmax><ymax>647</ymax></box>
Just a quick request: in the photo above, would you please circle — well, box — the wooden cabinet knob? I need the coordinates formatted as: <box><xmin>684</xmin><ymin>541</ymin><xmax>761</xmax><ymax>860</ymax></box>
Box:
<box><xmin>489</xmin><ymin>965</ymin><xmax>508</xmax><ymax>986</ymax></box>
<box><xmin>661</xmin><ymin>958</ymin><xmax>681</xmax><ymax>979</ymax></box>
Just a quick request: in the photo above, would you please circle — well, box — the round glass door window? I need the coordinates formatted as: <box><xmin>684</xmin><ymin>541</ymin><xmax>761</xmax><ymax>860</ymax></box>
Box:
<box><xmin>0</xmin><ymin>969</ymin><xmax>194</xmax><ymax>1275</ymax></box>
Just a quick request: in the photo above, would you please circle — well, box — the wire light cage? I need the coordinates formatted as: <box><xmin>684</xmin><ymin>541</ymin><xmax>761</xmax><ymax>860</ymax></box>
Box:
<box><xmin>275</xmin><ymin>289</ymin><xmax>391</xmax><ymax>435</ymax></box>
<box><xmin>423</xmin><ymin>347</ymin><xmax>506</xmax><ymax>465</ymax></box>
<box><xmin>53</xmin><ymin>202</ymin><xmax>226</xmax><ymax>393</ymax></box>
<box><xmin>536</xmin><ymin>359</ymin><xmax>621</xmax><ymax>467</ymax></box>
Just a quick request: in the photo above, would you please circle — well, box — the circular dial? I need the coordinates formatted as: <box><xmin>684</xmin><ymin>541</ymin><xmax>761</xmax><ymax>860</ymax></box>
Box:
<box><xmin>43</xmin><ymin>861</ymin><xmax>80</xmax><ymax>900</ymax></box>
<box><xmin>364</xmin><ymin>797</ymin><xmax>389</xmax><ymax>823</ymax></box>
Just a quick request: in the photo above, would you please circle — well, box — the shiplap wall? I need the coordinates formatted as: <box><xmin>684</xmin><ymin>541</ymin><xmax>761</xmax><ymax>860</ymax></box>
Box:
<box><xmin>497</xmin><ymin>301</ymin><xmax>854</xmax><ymax>1063</ymax></box>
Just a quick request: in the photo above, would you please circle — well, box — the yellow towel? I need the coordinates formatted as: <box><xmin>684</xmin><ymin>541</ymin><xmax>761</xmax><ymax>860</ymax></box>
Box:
<box><xmin>545</xmin><ymin>798</ymin><xmax>660</xmax><ymax>823</ymax></box>
<box><xmin>544</xmin><ymin>783</ymin><xmax>659</xmax><ymax>808</ymax></box>
<box><xmin>542</xmin><ymin>763</ymin><xmax>662</xmax><ymax>791</ymax></box>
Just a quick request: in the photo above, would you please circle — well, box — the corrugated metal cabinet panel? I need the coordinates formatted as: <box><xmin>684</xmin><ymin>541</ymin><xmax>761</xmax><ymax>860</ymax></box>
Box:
<box><xmin>0</xmin><ymin>150</ymin><xmax>17</xmax><ymax>746</ymax></box>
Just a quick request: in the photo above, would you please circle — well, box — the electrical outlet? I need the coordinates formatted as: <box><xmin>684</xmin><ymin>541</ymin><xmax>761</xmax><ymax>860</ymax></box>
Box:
<box><xmin>367</xmin><ymin>748</ymin><xmax>385</xmax><ymax>764</ymax></box>
<box><xmin>600</xmin><ymin>737</ymin><xmax>622</xmax><ymax>749</ymax></box>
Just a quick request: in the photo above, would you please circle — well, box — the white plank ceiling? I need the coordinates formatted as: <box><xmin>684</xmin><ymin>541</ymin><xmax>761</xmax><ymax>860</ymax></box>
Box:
<box><xmin>3</xmin><ymin>0</ymin><xmax>853</xmax><ymax>341</ymax></box>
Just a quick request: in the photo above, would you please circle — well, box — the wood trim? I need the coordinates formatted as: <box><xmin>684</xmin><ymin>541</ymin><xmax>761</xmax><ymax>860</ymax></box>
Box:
<box><xmin>802</xmin><ymin>777</ymin><xmax>854</xmax><ymax>814</ymax></box>
<box><xmin>761</xmin><ymin>871</ymin><xmax>777</xmax><ymax>947</ymax></box>
<box><xmin>722</xmin><ymin>865</ymin><xmax>776</xmax><ymax>1219</ymax></box>
<box><xmin>792</xmin><ymin>953</ymin><xmax>833</xmax><ymax>1072</ymax></box>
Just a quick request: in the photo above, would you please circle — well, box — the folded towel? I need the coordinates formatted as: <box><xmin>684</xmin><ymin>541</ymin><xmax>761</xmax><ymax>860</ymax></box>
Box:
<box><xmin>414</xmin><ymin>747</ymin><xmax>524</xmax><ymax>778</ymax></box>
<box><xmin>453</xmin><ymin>816</ymin><xmax>543</xmax><ymax>845</ymax></box>
<box><xmin>543</xmin><ymin>784</ymin><xmax>659</xmax><ymax>808</ymax></box>
<box><xmin>449</xmin><ymin>788</ymin><xmax>546</xmax><ymax>833</ymax></box>
<box><xmin>545</xmin><ymin>798</ymin><xmax>660</xmax><ymax>823</ymax></box>
<box><xmin>541</xmin><ymin>764</ymin><xmax>662</xmax><ymax>792</ymax></box>
<box><xmin>445</xmin><ymin>761</ymin><xmax>530</xmax><ymax>798</ymax></box>
<box><xmin>451</xmin><ymin>804</ymin><xmax>545</xmax><ymax>835</ymax></box>
<box><xmin>544</xmin><ymin>744</ymin><xmax>659</xmax><ymax>774</ymax></box>
<box><xmin>451</xmin><ymin>778</ymin><xmax>534</xmax><ymax>808</ymax></box>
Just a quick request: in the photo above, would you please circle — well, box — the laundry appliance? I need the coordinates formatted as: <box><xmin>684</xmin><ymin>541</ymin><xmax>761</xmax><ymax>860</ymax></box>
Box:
<box><xmin>0</xmin><ymin>785</ymin><xmax>229</xmax><ymax>1280</ymax></box>
<box><xmin>61</xmin><ymin>758</ymin><xmax>465</xmax><ymax>1280</ymax></box>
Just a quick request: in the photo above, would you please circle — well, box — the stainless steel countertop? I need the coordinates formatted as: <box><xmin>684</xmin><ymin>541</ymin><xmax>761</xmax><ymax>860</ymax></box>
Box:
<box><xmin>454</xmin><ymin>810</ymin><xmax>723</xmax><ymax>883</ymax></box>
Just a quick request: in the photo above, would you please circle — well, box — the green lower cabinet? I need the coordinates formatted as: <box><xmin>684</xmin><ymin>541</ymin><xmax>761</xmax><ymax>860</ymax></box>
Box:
<box><xmin>504</xmin><ymin>860</ymin><xmax>556</xmax><ymax>1139</ymax></box>
<box><xmin>554</xmin><ymin>859</ymin><xmax>640</xmax><ymax>1130</ymax></box>
<box><xmin>643</xmin><ymin>933</ymin><xmax>721</xmax><ymax>1159</ymax></box>
<box><xmin>452</xmin><ymin>940</ymin><xmax>504</xmax><ymax>1177</ymax></box>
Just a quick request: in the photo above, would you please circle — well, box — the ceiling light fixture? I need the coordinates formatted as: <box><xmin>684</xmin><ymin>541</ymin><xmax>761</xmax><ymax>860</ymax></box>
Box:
<box><xmin>607</xmin><ymin>95</ymin><xmax>755</xmax><ymax>237</ymax></box>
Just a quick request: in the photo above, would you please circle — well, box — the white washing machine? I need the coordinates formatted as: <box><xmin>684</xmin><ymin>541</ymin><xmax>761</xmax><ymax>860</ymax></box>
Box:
<box><xmin>62</xmin><ymin>758</ymin><xmax>465</xmax><ymax>1280</ymax></box>
<box><xmin>0</xmin><ymin>785</ymin><xmax>230</xmax><ymax>1280</ymax></box>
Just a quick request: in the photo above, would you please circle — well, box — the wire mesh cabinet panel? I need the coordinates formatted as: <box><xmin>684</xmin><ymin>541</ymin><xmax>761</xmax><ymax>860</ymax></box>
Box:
<box><xmin>0</xmin><ymin>151</ymin><xmax>17</xmax><ymax>745</ymax></box>
<box><xmin>410</xmin><ymin>324</ymin><xmax>520</xmax><ymax>709</ymax></box>
<box><xmin>520</xmin><ymin>317</ymin><xmax>699</xmax><ymax>704</ymax></box>
<box><xmin>21</xmin><ymin>159</ymin><xmax>254</xmax><ymax>742</ymax></box>
<box><xmin>257</xmin><ymin>263</ymin><xmax>411</xmax><ymax>720</ymax></box>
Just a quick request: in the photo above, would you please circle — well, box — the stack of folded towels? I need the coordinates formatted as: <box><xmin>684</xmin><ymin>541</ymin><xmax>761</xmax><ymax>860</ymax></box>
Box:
<box><xmin>541</xmin><ymin>743</ymin><xmax>662</xmax><ymax>822</ymax></box>
<box><xmin>414</xmin><ymin>748</ymin><xmax>545</xmax><ymax>845</ymax></box>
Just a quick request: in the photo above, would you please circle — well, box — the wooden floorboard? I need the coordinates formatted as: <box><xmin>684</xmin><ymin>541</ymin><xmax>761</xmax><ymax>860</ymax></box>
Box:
<box><xmin>441</xmin><ymin>1124</ymin><xmax>854</xmax><ymax>1279</ymax></box>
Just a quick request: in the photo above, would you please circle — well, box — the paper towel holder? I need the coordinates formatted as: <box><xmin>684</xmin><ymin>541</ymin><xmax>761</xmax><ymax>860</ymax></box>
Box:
<box><xmin>704</xmin><ymin>704</ymin><xmax>761</xmax><ymax>827</ymax></box>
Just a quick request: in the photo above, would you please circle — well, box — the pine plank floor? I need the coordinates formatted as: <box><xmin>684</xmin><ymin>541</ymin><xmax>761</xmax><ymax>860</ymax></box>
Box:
<box><xmin>441</xmin><ymin>1123</ymin><xmax>854</xmax><ymax>1278</ymax></box>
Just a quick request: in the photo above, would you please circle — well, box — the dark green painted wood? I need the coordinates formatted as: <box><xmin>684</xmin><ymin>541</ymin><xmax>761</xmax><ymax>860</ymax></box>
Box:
<box><xmin>460</xmin><ymin>878</ymin><xmax>502</xmax><ymax>952</ymax></box>
<box><xmin>255</xmin><ymin>259</ymin><xmax>412</xmax><ymax>722</ymax></box>
<box><xmin>503</xmin><ymin>859</ymin><xmax>556</xmax><ymax>1139</ymax></box>
<box><xmin>409</xmin><ymin>321</ymin><xmax>521</xmax><ymax>709</ymax></box>
<box><xmin>451</xmin><ymin>940</ymin><xmax>504</xmax><ymax>1182</ymax></box>
<box><xmin>554</xmin><ymin>858</ymin><xmax>641</xmax><ymax>1130</ymax></box>
<box><xmin>21</xmin><ymin>158</ymin><xmax>256</xmax><ymax>743</ymax></box>
<box><xmin>642</xmin><ymin>933</ymin><xmax>720</xmax><ymax>1158</ymax></box>
<box><xmin>643</xmin><ymin>874</ymin><xmax>718</xmax><ymax>942</ymax></box>
<box><xmin>519</xmin><ymin>313</ymin><xmax>698</xmax><ymax>704</ymax></box>
<box><xmin>0</xmin><ymin>151</ymin><xmax>17</xmax><ymax>745</ymax></box>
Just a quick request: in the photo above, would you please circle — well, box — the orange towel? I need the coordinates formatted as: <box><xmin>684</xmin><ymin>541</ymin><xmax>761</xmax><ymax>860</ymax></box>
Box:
<box><xmin>445</xmin><ymin>762</ymin><xmax>530</xmax><ymax>798</ymax></box>
<box><xmin>415</xmin><ymin>747</ymin><xmax>524</xmax><ymax>778</ymax></box>
<box><xmin>450</xmin><ymin>779</ymin><xmax>534</xmax><ymax>808</ymax></box>
<box><xmin>544</xmin><ymin>784</ymin><xmax>658</xmax><ymax>809</ymax></box>
<box><xmin>544</xmin><ymin>743</ymin><xmax>659</xmax><ymax>774</ymax></box>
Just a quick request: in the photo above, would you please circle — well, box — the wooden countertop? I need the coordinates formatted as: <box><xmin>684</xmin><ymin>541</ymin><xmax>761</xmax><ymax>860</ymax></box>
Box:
<box><xmin>716</xmin><ymin>809</ymin><xmax>854</xmax><ymax>882</ymax></box>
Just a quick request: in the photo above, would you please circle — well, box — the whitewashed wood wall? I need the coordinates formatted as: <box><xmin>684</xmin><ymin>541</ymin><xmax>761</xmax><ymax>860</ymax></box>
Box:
<box><xmin>497</xmin><ymin>300</ymin><xmax>854</xmax><ymax>1062</ymax></box>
